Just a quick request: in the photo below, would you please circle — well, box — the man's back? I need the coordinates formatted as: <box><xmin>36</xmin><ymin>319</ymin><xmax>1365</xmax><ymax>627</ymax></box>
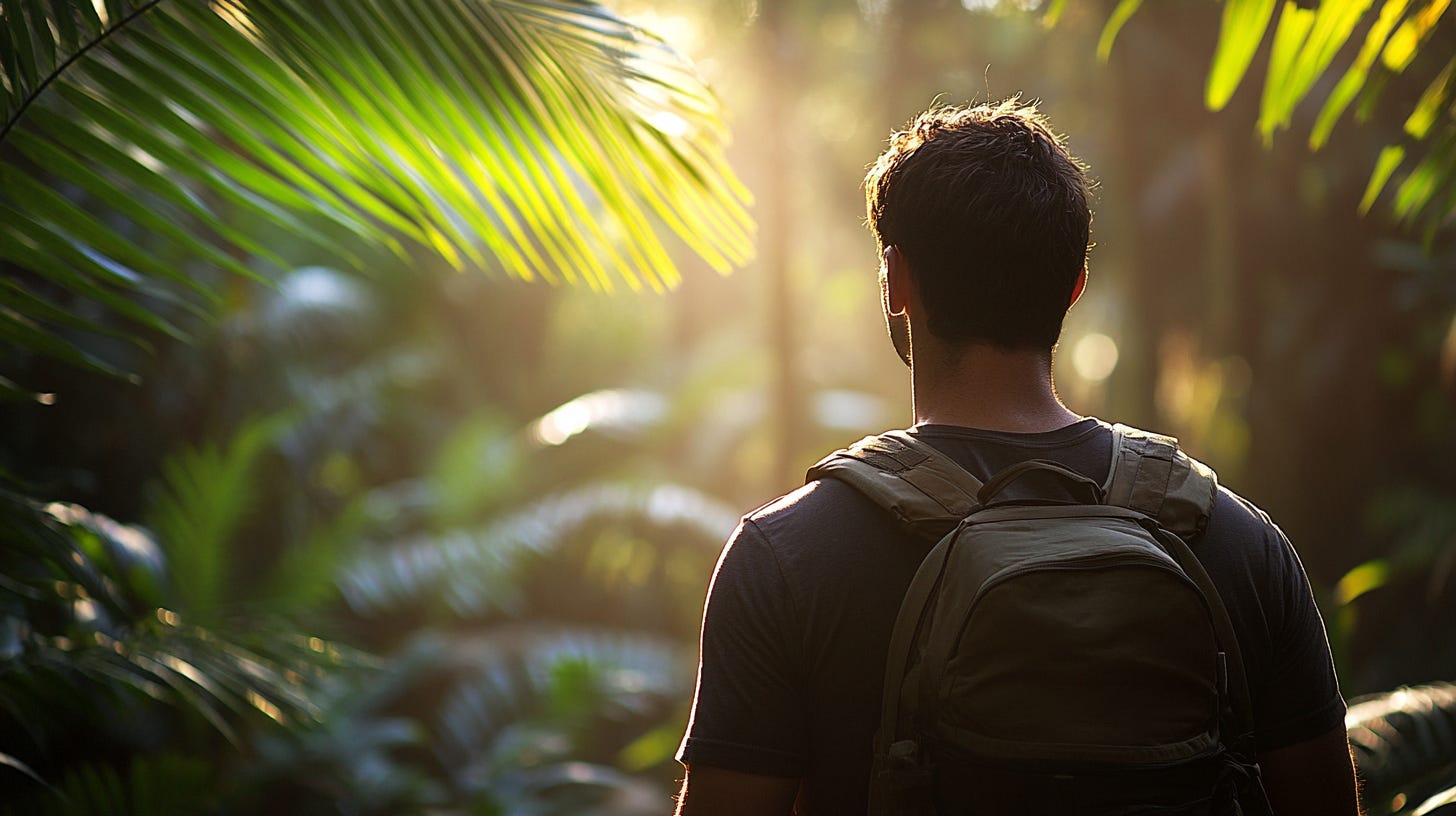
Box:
<box><xmin>678</xmin><ymin>418</ymin><xmax>1346</xmax><ymax>813</ymax></box>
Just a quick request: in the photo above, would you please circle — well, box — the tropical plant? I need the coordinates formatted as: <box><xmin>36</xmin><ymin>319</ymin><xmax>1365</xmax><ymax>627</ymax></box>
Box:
<box><xmin>1065</xmin><ymin>0</ymin><xmax>1456</xmax><ymax>235</ymax></box>
<box><xmin>0</xmin><ymin>455</ymin><xmax>353</xmax><ymax>813</ymax></box>
<box><xmin>1</xmin><ymin>4</ymin><xmax>755</xmax><ymax>801</ymax></box>
<box><xmin>1347</xmin><ymin>682</ymin><xmax>1456</xmax><ymax>815</ymax></box>
<box><xmin>0</xmin><ymin>0</ymin><xmax>753</xmax><ymax>398</ymax></box>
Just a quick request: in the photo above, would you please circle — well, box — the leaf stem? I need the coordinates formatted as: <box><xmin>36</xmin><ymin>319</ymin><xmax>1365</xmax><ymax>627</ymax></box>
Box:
<box><xmin>1</xmin><ymin>0</ymin><xmax>169</xmax><ymax>145</ymax></box>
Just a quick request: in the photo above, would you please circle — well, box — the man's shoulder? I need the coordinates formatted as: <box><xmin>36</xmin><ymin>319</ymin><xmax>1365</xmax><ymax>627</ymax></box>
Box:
<box><xmin>744</xmin><ymin>475</ymin><xmax>888</xmax><ymax>533</ymax></box>
<box><xmin>731</xmin><ymin>462</ymin><xmax>921</xmax><ymax>581</ymax></box>
<box><xmin>1200</xmin><ymin>482</ymin><xmax>1291</xmax><ymax>574</ymax></box>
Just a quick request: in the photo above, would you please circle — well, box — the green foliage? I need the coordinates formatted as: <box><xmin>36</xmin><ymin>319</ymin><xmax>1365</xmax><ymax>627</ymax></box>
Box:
<box><xmin>1206</xmin><ymin>0</ymin><xmax>1280</xmax><ymax>109</ymax></box>
<box><xmin>4</xmin><ymin>753</ymin><xmax>218</xmax><ymax>816</ymax></box>
<box><xmin>1347</xmin><ymin>683</ymin><xmax>1456</xmax><ymax>815</ymax></box>
<box><xmin>0</xmin><ymin>0</ymin><xmax>753</xmax><ymax>397</ymax></box>
<box><xmin>339</xmin><ymin>481</ymin><xmax>735</xmax><ymax>619</ymax></box>
<box><xmin>148</xmin><ymin>414</ymin><xmax>291</xmax><ymax>616</ymax></box>
<box><xmin>0</xmin><ymin>485</ymin><xmax>346</xmax><ymax>810</ymax></box>
<box><xmin>1096</xmin><ymin>0</ymin><xmax>1143</xmax><ymax>63</ymax></box>
<box><xmin>1095</xmin><ymin>0</ymin><xmax>1456</xmax><ymax>233</ymax></box>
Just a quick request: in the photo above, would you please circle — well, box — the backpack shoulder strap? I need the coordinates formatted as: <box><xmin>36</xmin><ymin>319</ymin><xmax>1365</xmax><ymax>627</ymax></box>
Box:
<box><xmin>1109</xmin><ymin>428</ymin><xmax>1270</xmax><ymax>810</ymax></box>
<box><xmin>806</xmin><ymin>430</ymin><xmax>983</xmax><ymax>541</ymax></box>
<box><xmin>1104</xmin><ymin>423</ymin><xmax>1219</xmax><ymax>539</ymax></box>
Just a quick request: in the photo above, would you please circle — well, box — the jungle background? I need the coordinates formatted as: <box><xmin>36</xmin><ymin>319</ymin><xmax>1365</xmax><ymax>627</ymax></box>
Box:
<box><xmin>2</xmin><ymin>0</ymin><xmax>1455</xmax><ymax>813</ymax></box>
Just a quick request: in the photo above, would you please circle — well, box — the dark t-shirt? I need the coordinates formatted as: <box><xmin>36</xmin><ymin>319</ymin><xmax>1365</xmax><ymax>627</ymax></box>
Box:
<box><xmin>677</xmin><ymin>419</ymin><xmax>1346</xmax><ymax>814</ymax></box>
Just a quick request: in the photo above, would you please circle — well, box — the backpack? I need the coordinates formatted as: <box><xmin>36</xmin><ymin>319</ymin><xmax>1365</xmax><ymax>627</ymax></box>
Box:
<box><xmin>806</xmin><ymin>424</ymin><xmax>1274</xmax><ymax>816</ymax></box>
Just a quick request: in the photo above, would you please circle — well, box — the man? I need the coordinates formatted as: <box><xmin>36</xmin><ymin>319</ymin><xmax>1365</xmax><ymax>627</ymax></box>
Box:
<box><xmin>674</xmin><ymin>100</ymin><xmax>1360</xmax><ymax>815</ymax></box>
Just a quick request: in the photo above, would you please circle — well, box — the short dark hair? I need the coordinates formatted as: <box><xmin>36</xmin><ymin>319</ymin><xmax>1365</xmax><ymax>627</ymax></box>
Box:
<box><xmin>864</xmin><ymin>98</ymin><xmax>1092</xmax><ymax>351</ymax></box>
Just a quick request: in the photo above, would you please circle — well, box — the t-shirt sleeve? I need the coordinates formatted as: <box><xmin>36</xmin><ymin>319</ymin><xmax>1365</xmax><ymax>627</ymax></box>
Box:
<box><xmin>1246</xmin><ymin>513</ymin><xmax>1347</xmax><ymax>751</ymax></box>
<box><xmin>676</xmin><ymin>519</ymin><xmax>809</xmax><ymax>777</ymax></box>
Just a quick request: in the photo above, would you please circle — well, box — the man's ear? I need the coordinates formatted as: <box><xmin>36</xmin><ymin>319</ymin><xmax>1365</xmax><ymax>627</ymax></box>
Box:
<box><xmin>881</xmin><ymin>246</ymin><xmax>913</xmax><ymax>368</ymax></box>
<box><xmin>1068</xmin><ymin>266</ymin><xmax>1088</xmax><ymax>310</ymax></box>
<box><xmin>885</xmin><ymin>245</ymin><xmax>913</xmax><ymax>316</ymax></box>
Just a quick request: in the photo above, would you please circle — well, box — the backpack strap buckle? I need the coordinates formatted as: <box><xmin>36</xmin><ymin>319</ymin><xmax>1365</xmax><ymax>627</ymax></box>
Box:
<box><xmin>869</xmin><ymin>739</ymin><xmax>934</xmax><ymax>815</ymax></box>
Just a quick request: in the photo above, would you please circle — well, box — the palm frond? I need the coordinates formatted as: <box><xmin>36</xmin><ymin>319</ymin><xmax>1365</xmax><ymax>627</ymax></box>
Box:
<box><xmin>1</xmin><ymin>752</ymin><xmax>216</xmax><ymax>816</ymax></box>
<box><xmin>427</xmin><ymin>625</ymin><xmax>687</xmax><ymax>766</ymax></box>
<box><xmin>1</xmin><ymin>0</ymin><xmax>753</xmax><ymax>396</ymax></box>
<box><xmin>244</xmin><ymin>625</ymin><xmax>684</xmax><ymax>813</ymax></box>
<box><xmin>1347</xmin><ymin>682</ymin><xmax>1456</xmax><ymax>814</ymax></box>
<box><xmin>339</xmin><ymin>481</ymin><xmax>738</xmax><ymax>617</ymax></box>
<box><xmin>527</xmin><ymin>389</ymin><xmax>669</xmax><ymax>447</ymax></box>
<box><xmin>1412</xmin><ymin>784</ymin><xmax>1456</xmax><ymax>816</ymax></box>
<box><xmin>146</xmin><ymin>413</ymin><xmax>290</xmax><ymax>616</ymax></box>
<box><xmin>0</xmin><ymin>490</ymin><xmax>346</xmax><ymax>762</ymax></box>
<box><xmin>1090</xmin><ymin>0</ymin><xmax>1456</xmax><ymax>232</ymax></box>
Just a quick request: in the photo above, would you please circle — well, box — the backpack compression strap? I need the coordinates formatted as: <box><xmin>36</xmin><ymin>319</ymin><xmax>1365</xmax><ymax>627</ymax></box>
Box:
<box><xmin>1105</xmin><ymin>424</ymin><xmax>1219</xmax><ymax>539</ymax></box>
<box><xmin>805</xmin><ymin>430</ymin><xmax>982</xmax><ymax>542</ymax></box>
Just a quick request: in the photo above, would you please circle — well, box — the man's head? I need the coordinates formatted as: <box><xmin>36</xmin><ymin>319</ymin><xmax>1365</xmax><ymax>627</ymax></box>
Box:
<box><xmin>864</xmin><ymin>98</ymin><xmax>1092</xmax><ymax>354</ymax></box>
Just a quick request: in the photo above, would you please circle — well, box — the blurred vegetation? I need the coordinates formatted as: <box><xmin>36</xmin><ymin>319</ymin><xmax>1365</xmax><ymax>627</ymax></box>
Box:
<box><xmin>2</xmin><ymin>0</ymin><xmax>1455</xmax><ymax>812</ymax></box>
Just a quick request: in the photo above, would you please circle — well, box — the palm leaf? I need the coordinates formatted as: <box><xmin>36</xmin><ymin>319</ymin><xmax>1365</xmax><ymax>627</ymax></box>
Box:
<box><xmin>1</xmin><ymin>752</ymin><xmax>216</xmax><ymax>816</ymax></box>
<box><xmin>1206</xmin><ymin>0</ymin><xmax>1279</xmax><ymax>110</ymax></box>
<box><xmin>1311</xmin><ymin>0</ymin><xmax>1413</xmax><ymax>148</ymax></box>
<box><xmin>425</xmin><ymin>625</ymin><xmax>687</xmax><ymax>765</ymax></box>
<box><xmin>339</xmin><ymin>481</ymin><xmax>737</xmax><ymax>617</ymax></box>
<box><xmin>1412</xmin><ymin>785</ymin><xmax>1456</xmax><ymax>815</ymax></box>
<box><xmin>245</xmin><ymin>625</ymin><xmax>683</xmax><ymax>812</ymax></box>
<box><xmin>1095</xmin><ymin>0</ymin><xmax>1143</xmax><ymax>64</ymax></box>
<box><xmin>0</xmin><ymin>490</ymin><xmax>344</xmax><ymax>763</ymax></box>
<box><xmin>146</xmin><ymin>413</ymin><xmax>290</xmax><ymax>616</ymax></box>
<box><xmin>0</xmin><ymin>1</ymin><xmax>753</xmax><ymax>397</ymax></box>
<box><xmin>1085</xmin><ymin>0</ymin><xmax>1456</xmax><ymax>232</ymax></box>
<box><xmin>1347</xmin><ymin>682</ymin><xmax>1456</xmax><ymax>814</ymax></box>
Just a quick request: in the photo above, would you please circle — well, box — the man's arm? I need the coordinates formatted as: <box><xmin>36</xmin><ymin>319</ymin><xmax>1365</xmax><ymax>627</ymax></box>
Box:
<box><xmin>674</xmin><ymin>766</ymin><xmax>800</xmax><ymax>816</ymax></box>
<box><xmin>676</xmin><ymin>521</ymin><xmax>812</xmax><ymax>811</ymax></box>
<box><xmin>1259</xmin><ymin>724</ymin><xmax>1362</xmax><ymax>816</ymax></box>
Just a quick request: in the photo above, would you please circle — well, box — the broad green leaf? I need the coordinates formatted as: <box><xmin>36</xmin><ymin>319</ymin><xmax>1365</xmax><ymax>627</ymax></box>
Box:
<box><xmin>7</xmin><ymin>2</ymin><xmax>39</xmax><ymax>95</ymax></box>
<box><xmin>1275</xmin><ymin>0</ymin><xmax>1374</xmax><ymax>119</ymax></box>
<box><xmin>127</xmin><ymin>652</ymin><xmax>241</xmax><ymax>745</ymax></box>
<box><xmin>1415</xmin><ymin>785</ymin><xmax>1456</xmax><ymax>816</ymax></box>
<box><xmin>0</xmin><ymin>216</ymin><xmax>189</xmax><ymax>340</ymax></box>
<box><xmin>1404</xmin><ymin>55</ymin><xmax>1456</xmax><ymax>139</ymax></box>
<box><xmin>148</xmin><ymin>418</ymin><xmax>287</xmax><ymax>616</ymax></box>
<box><xmin>1382</xmin><ymin>0</ymin><xmax>1451</xmax><ymax>72</ymax></box>
<box><xmin>1257</xmin><ymin>1</ymin><xmax>1317</xmax><ymax>141</ymax></box>
<box><xmin>1097</xmin><ymin>0</ymin><xmax>1145</xmax><ymax>64</ymax></box>
<box><xmin>0</xmin><ymin>276</ymin><xmax>144</xmax><ymax>346</ymax></box>
<box><xmin>53</xmin><ymin>0</ymin><xmax>83</xmax><ymax>53</ymax></box>
<box><xmin>3</xmin><ymin>170</ymin><xmax>216</xmax><ymax>299</ymax></box>
<box><xmin>1393</xmin><ymin>138</ymin><xmax>1456</xmax><ymax>220</ymax></box>
<box><xmin>7</xmin><ymin>129</ymin><xmax>262</xmax><ymax>283</ymax></box>
<box><xmin>1</xmin><ymin>0</ymin><xmax>753</xmax><ymax>384</ymax></box>
<box><xmin>20</xmin><ymin>0</ymin><xmax>58</xmax><ymax>82</ymax></box>
<box><xmin>49</xmin><ymin>82</ymin><xmax>368</xmax><ymax>267</ymax></box>
<box><xmin>1355</xmin><ymin>69</ymin><xmax>1393</xmax><ymax>123</ymax></box>
<box><xmin>1311</xmin><ymin>0</ymin><xmax>1413</xmax><ymax>149</ymax></box>
<box><xmin>0</xmin><ymin>14</ymin><xmax>26</xmax><ymax>104</ymax></box>
<box><xmin>75</xmin><ymin>0</ymin><xmax>106</xmax><ymax>42</ymax></box>
<box><xmin>1206</xmin><ymin>0</ymin><xmax>1279</xmax><ymax>111</ymax></box>
<box><xmin>22</xmin><ymin>105</ymin><xmax>282</xmax><ymax>266</ymax></box>
<box><xmin>1361</xmin><ymin>144</ymin><xmax>1406</xmax><ymax>213</ymax></box>
<box><xmin>0</xmin><ymin>751</ymin><xmax>50</xmax><ymax>790</ymax></box>
<box><xmin>1042</xmin><ymin>0</ymin><xmax>1069</xmax><ymax>28</ymax></box>
<box><xmin>0</xmin><ymin>307</ymin><xmax>132</xmax><ymax>378</ymax></box>
<box><xmin>1336</xmin><ymin>558</ymin><xmax>1391</xmax><ymax>605</ymax></box>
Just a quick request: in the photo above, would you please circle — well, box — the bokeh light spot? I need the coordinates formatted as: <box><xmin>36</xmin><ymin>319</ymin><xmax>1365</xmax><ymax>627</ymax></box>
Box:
<box><xmin>1072</xmin><ymin>333</ymin><xmax>1119</xmax><ymax>382</ymax></box>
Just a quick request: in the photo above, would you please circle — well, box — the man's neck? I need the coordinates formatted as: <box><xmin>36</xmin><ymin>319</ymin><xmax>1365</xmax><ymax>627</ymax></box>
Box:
<box><xmin>910</xmin><ymin>342</ymin><xmax>1081</xmax><ymax>433</ymax></box>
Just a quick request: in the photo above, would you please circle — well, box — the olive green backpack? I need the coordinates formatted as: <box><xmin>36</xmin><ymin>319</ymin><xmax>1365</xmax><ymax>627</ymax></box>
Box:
<box><xmin>807</xmin><ymin>425</ymin><xmax>1274</xmax><ymax>816</ymax></box>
